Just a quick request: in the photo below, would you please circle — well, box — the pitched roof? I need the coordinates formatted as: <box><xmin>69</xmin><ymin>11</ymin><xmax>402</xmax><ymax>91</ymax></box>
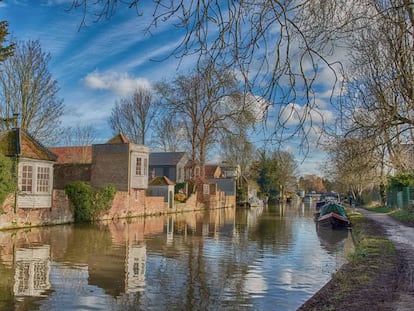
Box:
<box><xmin>106</xmin><ymin>132</ymin><xmax>130</xmax><ymax>144</ymax></box>
<box><xmin>204</xmin><ymin>165</ymin><xmax>222</xmax><ymax>178</ymax></box>
<box><xmin>149</xmin><ymin>152</ymin><xmax>187</xmax><ymax>166</ymax></box>
<box><xmin>149</xmin><ymin>176</ymin><xmax>176</xmax><ymax>186</ymax></box>
<box><xmin>48</xmin><ymin>146</ymin><xmax>92</xmax><ymax>164</ymax></box>
<box><xmin>0</xmin><ymin>128</ymin><xmax>57</xmax><ymax>161</ymax></box>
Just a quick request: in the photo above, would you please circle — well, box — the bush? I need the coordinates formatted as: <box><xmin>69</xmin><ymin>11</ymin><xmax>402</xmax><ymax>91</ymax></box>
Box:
<box><xmin>0</xmin><ymin>154</ymin><xmax>15</xmax><ymax>212</ymax></box>
<box><xmin>174</xmin><ymin>193</ymin><xmax>187</xmax><ymax>202</ymax></box>
<box><xmin>65</xmin><ymin>181</ymin><xmax>116</xmax><ymax>223</ymax></box>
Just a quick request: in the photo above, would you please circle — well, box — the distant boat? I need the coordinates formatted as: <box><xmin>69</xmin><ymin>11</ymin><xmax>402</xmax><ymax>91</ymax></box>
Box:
<box><xmin>317</xmin><ymin>202</ymin><xmax>350</xmax><ymax>229</ymax></box>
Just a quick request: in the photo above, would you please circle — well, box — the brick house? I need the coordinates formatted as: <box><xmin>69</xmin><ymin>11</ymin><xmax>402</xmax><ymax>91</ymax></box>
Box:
<box><xmin>0</xmin><ymin>128</ymin><xmax>57</xmax><ymax>208</ymax></box>
<box><xmin>91</xmin><ymin>132</ymin><xmax>149</xmax><ymax>192</ymax></box>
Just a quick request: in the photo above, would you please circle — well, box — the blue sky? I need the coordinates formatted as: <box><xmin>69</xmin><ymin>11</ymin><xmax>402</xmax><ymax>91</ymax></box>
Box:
<box><xmin>1</xmin><ymin>0</ymin><xmax>335</xmax><ymax>176</ymax></box>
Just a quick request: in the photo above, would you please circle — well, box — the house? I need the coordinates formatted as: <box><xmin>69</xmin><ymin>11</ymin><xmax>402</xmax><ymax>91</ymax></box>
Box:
<box><xmin>91</xmin><ymin>132</ymin><xmax>149</xmax><ymax>192</ymax></box>
<box><xmin>147</xmin><ymin>176</ymin><xmax>175</xmax><ymax>209</ymax></box>
<box><xmin>204</xmin><ymin>164</ymin><xmax>222</xmax><ymax>179</ymax></box>
<box><xmin>220</xmin><ymin>163</ymin><xmax>241</xmax><ymax>179</ymax></box>
<box><xmin>149</xmin><ymin>152</ymin><xmax>189</xmax><ymax>183</ymax></box>
<box><xmin>0</xmin><ymin>128</ymin><xmax>57</xmax><ymax>208</ymax></box>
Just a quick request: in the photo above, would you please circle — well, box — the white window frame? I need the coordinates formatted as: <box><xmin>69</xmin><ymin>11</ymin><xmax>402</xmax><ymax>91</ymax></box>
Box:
<box><xmin>203</xmin><ymin>184</ymin><xmax>209</xmax><ymax>195</ymax></box>
<box><xmin>36</xmin><ymin>166</ymin><xmax>50</xmax><ymax>193</ymax></box>
<box><xmin>136</xmin><ymin>158</ymin><xmax>142</xmax><ymax>176</ymax></box>
<box><xmin>19</xmin><ymin>161</ymin><xmax>52</xmax><ymax>195</ymax></box>
<box><xmin>21</xmin><ymin>165</ymin><xmax>33</xmax><ymax>192</ymax></box>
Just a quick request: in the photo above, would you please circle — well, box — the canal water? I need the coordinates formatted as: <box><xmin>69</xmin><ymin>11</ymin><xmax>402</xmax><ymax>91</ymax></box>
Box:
<box><xmin>0</xmin><ymin>203</ymin><xmax>352</xmax><ymax>311</ymax></box>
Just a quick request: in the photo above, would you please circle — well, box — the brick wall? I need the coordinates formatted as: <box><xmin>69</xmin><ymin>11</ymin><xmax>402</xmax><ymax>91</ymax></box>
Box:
<box><xmin>91</xmin><ymin>144</ymin><xmax>129</xmax><ymax>191</ymax></box>
<box><xmin>0</xmin><ymin>188</ymin><xmax>234</xmax><ymax>230</ymax></box>
<box><xmin>53</xmin><ymin>163</ymin><xmax>92</xmax><ymax>189</ymax></box>
<box><xmin>0</xmin><ymin>190</ymin><xmax>74</xmax><ymax>230</ymax></box>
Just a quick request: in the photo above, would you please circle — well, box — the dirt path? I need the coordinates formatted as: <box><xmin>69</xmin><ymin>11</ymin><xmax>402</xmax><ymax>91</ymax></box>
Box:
<box><xmin>357</xmin><ymin>208</ymin><xmax>414</xmax><ymax>311</ymax></box>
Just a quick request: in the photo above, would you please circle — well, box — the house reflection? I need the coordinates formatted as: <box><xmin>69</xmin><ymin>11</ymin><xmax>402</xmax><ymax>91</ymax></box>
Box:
<box><xmin>126</xmin><ymin>243</ymin><xmax>146</xmax><ymax>293</ymax></box>
<box><xmin>13</xmin><ymin>245</ymin><xmax>50</xmax><ymax>297</ymax></box>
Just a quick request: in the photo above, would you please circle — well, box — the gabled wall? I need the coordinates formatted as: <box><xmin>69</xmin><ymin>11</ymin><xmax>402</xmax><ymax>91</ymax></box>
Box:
<box><xmin>91</xmin><ymin>144</ymin><xmax>130</xmax><ymax>191</ymax></box>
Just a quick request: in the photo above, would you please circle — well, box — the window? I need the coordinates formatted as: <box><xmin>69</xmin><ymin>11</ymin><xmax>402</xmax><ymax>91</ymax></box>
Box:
<box><xmin>21</xmin><ymin>165</ymin><xmax>33</xmax><ymax>192</ymax></box>
<box><xmin>136</xmin><ymin>158</ymin><xmax>142</xmax><ymax>175</ymax></box>
<box><xmin>136</xmin><ymin>157</ymin><xmax>148</xmax><ymax>176</ymax></box>
<box><xmin>36</xmin><ymin>167</ymin><xmax>50</xmax><ymax>193</ymax></box>
<box><xmin>203</xmin><ymin>184</ymin><xmax>209</xmax><ymax>195</ymax></box>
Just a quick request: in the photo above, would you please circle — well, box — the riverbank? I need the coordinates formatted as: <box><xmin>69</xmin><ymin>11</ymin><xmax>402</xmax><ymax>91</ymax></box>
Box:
<box><xmin>298</xmin><ymin>209</ymin><xmax>401</xmax><ymax>311</ymax></box>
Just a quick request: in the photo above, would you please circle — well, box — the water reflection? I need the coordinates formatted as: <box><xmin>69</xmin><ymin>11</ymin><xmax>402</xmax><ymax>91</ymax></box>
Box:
<box><xmin>0</xmin><ymin>203</ymin><xmax>352</xmax><ymax>310</ymax></box>
<box><xmin>14</xmin><ymin>245</ymin><xmax>51</xmax><ymax>298</ymax></box>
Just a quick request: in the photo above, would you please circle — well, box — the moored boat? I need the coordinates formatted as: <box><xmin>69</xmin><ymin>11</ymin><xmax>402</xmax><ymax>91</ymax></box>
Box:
<box><xmin>317</xmin><ymin>202</ymin><xmax>350</xmax><ymax>229</ymax></box>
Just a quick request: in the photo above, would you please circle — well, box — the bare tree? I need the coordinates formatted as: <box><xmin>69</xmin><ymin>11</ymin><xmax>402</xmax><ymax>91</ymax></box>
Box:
<box><xmin>70</xmin><ymin>0</ymin><xmax>414</xmax><ymax>157</ymax></box>
<box><xmin>70</xmin><ymin>1</ymin><xmax>343</xmax><ymax>148</ymax></box>
<box><xmin>324</xmin><ymin>134</ymin><xmax>382</xmax><ymax>204</ymax></box>
<box><xmin>109</xmin><ymin>87</ymin><xmax>158</xmax><ymax>145</ymax></box>
<box><xmin>62</xmin><ymin>123</ymin><xmax>97</xmax><ymax>146</ymax></box>
<box><xmin>151</xmin><ymin>114</ymin><xmax>187</xmax><ymax>152</ymax></box>
<box><xmin>220</xmin><ymin>130</ymin><xmax>255</xmax><ymax>176</ymax></box>
<box><xmin>0</xmin><ymin>40</ymin><xmax>64</xmax><ymax>144</ymax></box>
<box><xmin>156</xmin><ymin>64</ymin><xmax>249</xmax><ymax>179</ymax></box>
<box><xmin>308</xmin><ymin>1</ymin><xmax>414</xmax><ymax>149</ymax></box>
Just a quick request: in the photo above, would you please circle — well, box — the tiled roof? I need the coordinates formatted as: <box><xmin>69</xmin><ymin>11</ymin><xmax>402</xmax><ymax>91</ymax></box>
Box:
<box><xmin>0</xmin><ymin>128</ymin><xmax>57</xmax><ymax>161</ymax></box>
<box><xmin>48</xmin><ymin>146</ymin><xmax>92</xmax><ymax>164</ymax></box>
<box><xmin>106</xmin><ymin>132</ymin><xmax>130</xmax><ymax>144</ymax></box>
<box><xmin>149</xmin><ymin>176</ymin><xmax>176</xmax><ymax>186</ymax></box>
<box><xmin>204</xmin><ymin>165</ymin><xmax>221</xmax><ymax>178</ymax></box>
<box><xmin>149</xmin><ymin>152</ymin><xmax>187</xmax><ymax>166</ymax></box>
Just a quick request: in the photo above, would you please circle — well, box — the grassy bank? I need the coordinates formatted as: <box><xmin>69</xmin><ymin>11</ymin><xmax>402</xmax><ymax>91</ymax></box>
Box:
<box><xmin>298</xmin><ymin>212</ymin><xmax>398</xmax><ymax>311</ymax></box>
<box><xmin>367</xmin><ymin>205</ymin><xmax>414</xmax><ymax>227</ymax></box>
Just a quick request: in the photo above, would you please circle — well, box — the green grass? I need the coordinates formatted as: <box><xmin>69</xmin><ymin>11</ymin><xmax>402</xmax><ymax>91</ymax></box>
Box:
<box><xmin>389</xmin><ymin>209</ymin><xmax>414</xmax><ymax>223</ymax></box>
<box><xmin>366</xmin><ymin>205</ymin><xmax>414</xmax><ymax>224</ymax></box>
<box><xmin>366</xmin><ymin>205</ymin><xmax>394</xmax><ymax>213</ymax></box>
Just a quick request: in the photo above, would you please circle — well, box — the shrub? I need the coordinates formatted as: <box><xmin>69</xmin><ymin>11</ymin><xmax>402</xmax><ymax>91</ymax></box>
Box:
<box><xmin>175</xmin><ymin>182</ymin><xmax>187</xmax><ymax>194</ymax></box>
<box><xmin>0</xmin><ymin>154</ymin><xmax>15</xmax><ymax>213</ymax></box>
<box><xmin>65</xmin><ymin>181</ymin><xmax>116</xmax><ymax>223</ymax></box>
<box><xmin>174</xmin><ymin>193</ymin><xmax>187</xmax><ymax>202</ymax></box>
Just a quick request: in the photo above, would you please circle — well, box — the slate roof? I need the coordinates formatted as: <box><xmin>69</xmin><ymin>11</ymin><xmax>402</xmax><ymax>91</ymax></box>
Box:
<box><xmin>149</xmin><ymin>152</ymin><xmax>187</xmax><ymax>166</ymax></box>
<box><xmin>0</xmin><ymin>128</ymin><xmax>57</xmax><ymax>161</ymax></box>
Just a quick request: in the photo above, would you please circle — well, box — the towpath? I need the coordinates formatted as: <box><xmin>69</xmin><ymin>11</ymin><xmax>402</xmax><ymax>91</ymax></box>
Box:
<box><xmin>357</xmin><ymin>208</ymin><xmax>414</xmax><ymax>311</ymax></box>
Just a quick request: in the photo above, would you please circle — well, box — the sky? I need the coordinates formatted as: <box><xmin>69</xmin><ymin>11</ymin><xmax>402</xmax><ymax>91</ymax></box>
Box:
<box><xmin>1</xmin><ymin>0</ymin><xmax>336</xmax><ymax>176</ymax></box>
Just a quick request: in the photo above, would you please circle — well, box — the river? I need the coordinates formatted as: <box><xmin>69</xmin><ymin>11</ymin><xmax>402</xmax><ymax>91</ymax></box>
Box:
<box><xmin>0</xmin><ymin>202</ymin><xmax>352</xmax><ymax>311</ymax></box>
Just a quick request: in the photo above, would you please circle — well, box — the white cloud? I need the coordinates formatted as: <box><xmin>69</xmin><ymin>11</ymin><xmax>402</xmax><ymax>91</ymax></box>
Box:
<box><xmin>280</xmin><ymin>102</ymin><xmax>335</xmax><ymax>127</ymax></box>
<box><xmin>245</xmin><ymin>94</ymin><xmax>270</xmax><ymax>122</ymax></box>
<box><xmin>83</xmin><ymin>71</ymin><xmax>152</xmax><ymax>96</ymax></box>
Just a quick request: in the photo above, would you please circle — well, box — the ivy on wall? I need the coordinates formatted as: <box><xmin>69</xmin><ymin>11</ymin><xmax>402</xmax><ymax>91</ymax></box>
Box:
<box><xmin>0</xmin><ymin>154</ymin><xmax>15</xmax><ymax>213</ymax></box>
<box><xmin>64</xmin><ymin>181</ymin><xmax>116</xmax><ymax>223</ymax></box>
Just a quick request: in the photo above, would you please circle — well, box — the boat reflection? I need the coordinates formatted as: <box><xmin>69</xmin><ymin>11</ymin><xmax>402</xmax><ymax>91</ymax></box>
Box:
<box><xmin>316</xmin><ymin>226</ymin><xmax>351</xmax><ymax>254</ymax></box>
